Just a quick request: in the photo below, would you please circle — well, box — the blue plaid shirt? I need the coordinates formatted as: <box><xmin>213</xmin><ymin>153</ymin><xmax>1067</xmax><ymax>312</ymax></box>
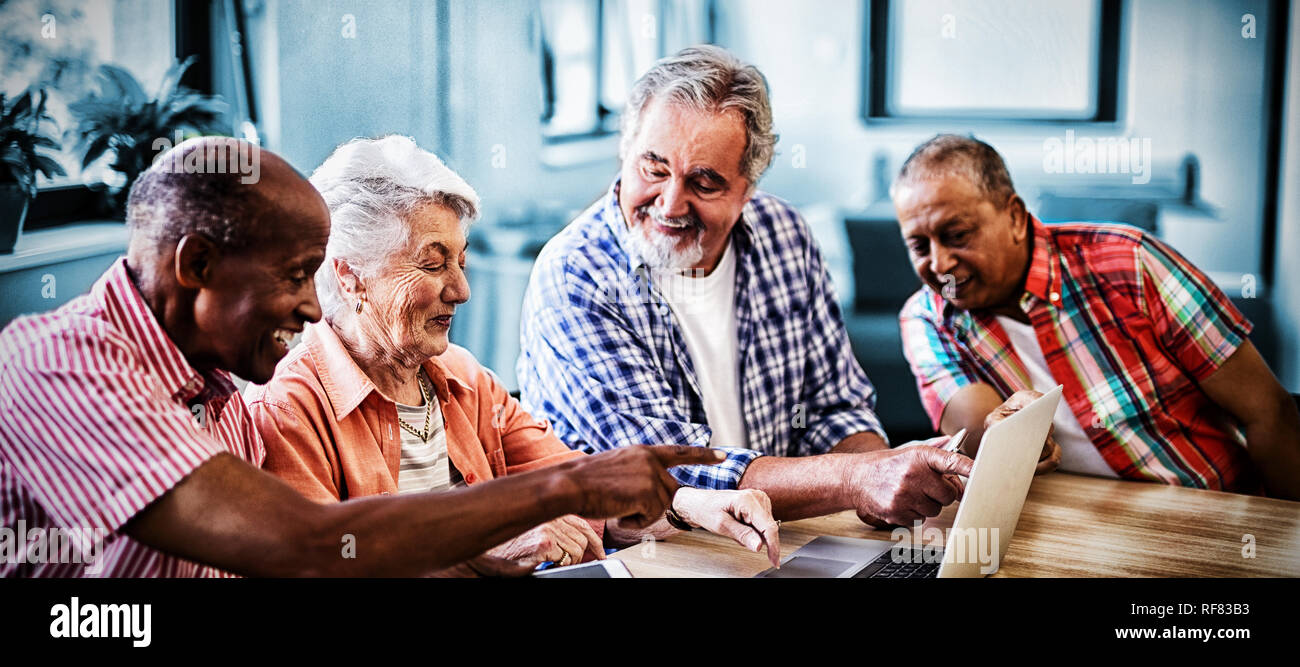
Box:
<box><xmin>516</xmin><ymin>179</ymin><xmax>886</xmax><ymax>489</ymax></box>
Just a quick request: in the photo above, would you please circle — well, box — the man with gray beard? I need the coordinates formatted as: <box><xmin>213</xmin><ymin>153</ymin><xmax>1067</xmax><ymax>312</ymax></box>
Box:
<box><xmin>517</xmin><ymin>46</ymin><xmax>1012</xmax><ymax>527</ymax></box>
<box><xmin>0</xmin><ymin>137</ymin><xmax>734</xmax><ymax>577</ymax></box>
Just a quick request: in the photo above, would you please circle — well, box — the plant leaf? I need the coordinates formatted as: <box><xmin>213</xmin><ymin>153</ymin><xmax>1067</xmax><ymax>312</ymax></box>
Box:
<box><xmin>61</xmin><ymin>58</ymin><xmax>230</xmax><ymax>186</ymax></box>
<box><xmin>33</xmin><ymin>153</ymin><xmax>67</xmax><ymax>179</ymax></box>
<box><xmin>1</xmin><ymin>153</ymin><xmax>34</xmax><ymax>194</ymax></box>
<box><xmin>99</xmin><ymin>64</ymin><xmax>148</xmax><ymax>106</ymax></box>
<box><xmin>81</xmin><ymin>133</ymin><xmax>113</xmax><ymax>168</ymax></box>
<box><xmin>156</xmin><ymin>56</ymin><xmax>197</xmax><ymax>103</ymax></box>
<box><xmin>29</xmin><ymin>134</ymin><xmax>61</xmax><ymax>151</ymax></box>
<box><xmin>2</xmin><ymin>151</ymin><xmax>28</xmax><ymax>173</ymax></box>
<box><xmin>9</xmin><ymin>90</ymin><xmax>33</xmax><ymax>121</ymax></box>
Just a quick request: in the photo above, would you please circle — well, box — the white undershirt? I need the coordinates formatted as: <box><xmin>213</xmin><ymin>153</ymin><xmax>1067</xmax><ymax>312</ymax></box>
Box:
<box><xmin>653</xmin><ymin>240</ymin><xmax>748</xmax><ymax>448</ymax></box>
<box><xmin>994</xmin><ymin>316</ymin><xmax>1118</xmax><ymax>478</ymax></box>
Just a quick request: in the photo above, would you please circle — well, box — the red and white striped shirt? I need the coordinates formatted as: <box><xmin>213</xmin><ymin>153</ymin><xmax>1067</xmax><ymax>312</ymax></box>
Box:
<box><xmin>0</xmin><ymin>258</ymin><xmax>265</xmax><ymax>577</ymax></box>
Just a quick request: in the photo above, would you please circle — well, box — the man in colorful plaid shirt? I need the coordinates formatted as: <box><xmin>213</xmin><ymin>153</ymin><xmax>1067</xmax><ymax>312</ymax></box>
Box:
<box><xmin>518</xmin><ymin>46</ymin><xmax>998</xmax><ymax>527</ymax></box>
<box><xmin>895</xmin><ymin>134</ymin><xmax>1300</xmax><ymax>500</ymax></box>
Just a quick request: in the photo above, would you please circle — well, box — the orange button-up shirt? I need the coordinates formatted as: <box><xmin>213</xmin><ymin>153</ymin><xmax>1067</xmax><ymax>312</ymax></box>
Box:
<box><xmin>245</xmin><ymin>322</ymin><xmax>592</xmax><ymax>526</ymax></box>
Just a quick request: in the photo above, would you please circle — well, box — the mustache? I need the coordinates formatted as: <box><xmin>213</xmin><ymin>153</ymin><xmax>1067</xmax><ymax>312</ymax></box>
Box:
<box><xmin>637</xmin><ymin>204</ymin><xmax>702</xmax><ymax>231</ymax></box>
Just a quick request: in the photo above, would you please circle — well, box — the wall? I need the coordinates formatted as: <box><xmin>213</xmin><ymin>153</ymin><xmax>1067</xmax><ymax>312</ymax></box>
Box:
<box><xmin>719</xmin><ymin>0</ymin><xmax>1275</xmax><ymax>278</ymax></box>
<box><xmin>245</xmin><ymin>0</ymin><xmax>1290</xmax><ymax>387</ymax></box>
<box><xmin>258</xmin><ymin>0</ymin><xmax>447</xmax><ymax>178</ymax></box>
<box><xmin>1272</xmin><ymin>3</ymin><xmax>1299</xmax><ymax>391</ymax></box>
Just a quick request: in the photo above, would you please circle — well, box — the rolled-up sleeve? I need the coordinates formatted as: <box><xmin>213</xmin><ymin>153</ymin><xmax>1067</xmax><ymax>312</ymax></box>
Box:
<box><xmin>528</xmin><ymin>301</ymin><xmax>760</xmax><ymax>489</ymax></box>
<box><xmin>899</xmin><ymin>292</ymin><xmax>981</xmax><ymax>431</ymax></box>
<box><xmin>519</xmin><ymin>257</ymin><xmax>761</xmax><ymax>490</ymax></box>
<box><xmin>1136</xmin><ymin>235</ymin><xmax>1252</xmax><ymax>382</ymax></box>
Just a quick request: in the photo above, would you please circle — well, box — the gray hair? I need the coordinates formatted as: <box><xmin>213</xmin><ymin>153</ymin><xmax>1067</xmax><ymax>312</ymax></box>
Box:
<box><xmin>619</xmin><ymin>44</ymin><xmax>777</xmax><ymax>186</ymax></box>
<box><xmin>891</xmin><ymin>134</ymin><xmax>1017</xmax><ymax>209</ymax></box>
<box><xmin>127</xmin><ymin>137</ymin><xmax>268</xmax><ymax>250</ymax></box>
<box><xmin>309</xmin><ymin>135</ymin><xmax>480</xmax><ymax>321</ymax></box>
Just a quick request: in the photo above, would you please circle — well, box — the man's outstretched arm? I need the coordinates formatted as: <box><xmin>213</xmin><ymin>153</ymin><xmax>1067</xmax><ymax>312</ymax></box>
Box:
<box><xmin>737</xmin><ymin>446</ymin><xmax>971</xmax><ymax>525</ymax></box>
<box><xmin>126</xmin><ymin>446</ymin><xmax>726</xmax><ymax>577</ymax></box>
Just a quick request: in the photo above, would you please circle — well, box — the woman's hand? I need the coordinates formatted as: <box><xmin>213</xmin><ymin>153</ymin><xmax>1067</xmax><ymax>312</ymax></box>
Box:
<box><xmin>489</xmin><ymin>514</ymin><xmax>605</xmax><ymax>568</ymax></box>
<box><xmin>671</xmin><ymin>487</ymin><xmax>781</xmax><ymax>568</ymax></box>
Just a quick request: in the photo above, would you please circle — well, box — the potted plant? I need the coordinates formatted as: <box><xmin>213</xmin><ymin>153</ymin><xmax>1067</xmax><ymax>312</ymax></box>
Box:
<box><xmin>68</xmin><ymin>56</ymin><xmax>226</xmax><ymax>215</ymax></box>
<box><xmin>0</xmin><ymin>88</ymin><xmax>67</xmax><ymax>254</ymax></box>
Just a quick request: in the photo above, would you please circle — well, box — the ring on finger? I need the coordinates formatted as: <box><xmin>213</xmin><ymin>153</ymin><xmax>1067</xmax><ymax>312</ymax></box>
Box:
<box><xmin>557</xmin><ymin>549</ymin><xmax>572</xmax><ymax>567</ymax></box>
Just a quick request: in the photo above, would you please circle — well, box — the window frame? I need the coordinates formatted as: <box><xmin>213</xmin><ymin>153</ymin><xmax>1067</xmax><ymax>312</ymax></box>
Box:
<box><xmin>24</xmin><ymin>0</ymin><xmax>217</xmax><ymax>228</ymax></box>
<box><xmin>538</xmin><ymin>0</ymin><xmax>717</xmax><ymax>145</ymax></box>
<box><xmin>860</xmin><ymin>0</ymin><xmax>1124</xmax><ymax>126</ymax></box>
<box><xmin>539</xmin><ymin>0</ymin><xmax>619</xmax><ymax>144</ymax></box>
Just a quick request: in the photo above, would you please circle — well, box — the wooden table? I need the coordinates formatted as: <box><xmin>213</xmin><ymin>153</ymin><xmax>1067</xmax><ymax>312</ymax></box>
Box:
<box><xmin>612</xmin><ymin>473</ymin><xmax>1300</xmax><ymax>577</ymax></box>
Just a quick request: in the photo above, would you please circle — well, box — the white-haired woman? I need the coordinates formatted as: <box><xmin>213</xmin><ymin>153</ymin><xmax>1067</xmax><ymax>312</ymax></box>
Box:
<box><xmin>246</xmin><ymin>135</ymin><xmax>779</xmax><ymax>573</ymax></box>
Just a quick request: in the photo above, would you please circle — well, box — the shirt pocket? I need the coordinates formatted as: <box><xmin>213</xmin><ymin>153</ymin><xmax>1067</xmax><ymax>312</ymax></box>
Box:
<box><xmin>759</xmin><ymin>299</ymin><xmax>810</xmax><ymax>341</ymax></box>
<box><xmin>486</xmin><ymin>447</ymin><xmax>507</xmax><ymax>479</ymax></box>
<box><xmin>752</xmin><ymin>301</ymin><xmax>811</xmax><ymax>395</ymax></box>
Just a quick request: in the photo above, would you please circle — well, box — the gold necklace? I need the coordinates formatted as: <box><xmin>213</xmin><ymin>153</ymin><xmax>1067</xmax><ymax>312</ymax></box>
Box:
<box><xmin>396</xmin><ymin>374</ymin><xmax>434</xmax><ymax>442</ymax></box>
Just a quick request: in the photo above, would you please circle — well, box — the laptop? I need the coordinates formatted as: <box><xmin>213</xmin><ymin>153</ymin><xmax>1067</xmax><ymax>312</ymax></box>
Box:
<box><xmin>756</xmin><ymin>385</ymin><xmax>1062</xmax><ymax>578</ymax></box>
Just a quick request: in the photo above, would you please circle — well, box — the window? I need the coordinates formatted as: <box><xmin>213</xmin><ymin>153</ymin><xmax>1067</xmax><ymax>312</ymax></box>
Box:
<box><xmin>2</xmin><ymin>0</ymin><xmax>176</xmax><ymax>191</ymax></box>
<box><xmin>863</xmin><ymin>0</ymin><xmax>1122</xmax><ymax>122</ymax></box>
<box><xmin>538</xmin><ymin>0</ymin><xmax>712</xmax><ymax>142</ymax></box>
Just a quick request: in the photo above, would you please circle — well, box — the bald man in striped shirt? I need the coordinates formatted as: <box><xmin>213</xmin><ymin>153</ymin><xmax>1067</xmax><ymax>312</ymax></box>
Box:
<box><xmin>0</xmin><ymin>137</ymin><xmax>724</xmax><ymax>577</ymax></box>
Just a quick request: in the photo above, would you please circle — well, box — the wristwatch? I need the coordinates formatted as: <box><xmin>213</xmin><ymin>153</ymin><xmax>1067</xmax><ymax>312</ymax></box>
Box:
<box><xmin>665</xmin><ymin>504</ymin><xmax>694</xmax><ymax>531</ymax></box>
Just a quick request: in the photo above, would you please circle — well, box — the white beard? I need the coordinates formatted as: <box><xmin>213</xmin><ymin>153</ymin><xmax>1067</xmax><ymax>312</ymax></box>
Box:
<box><xmin>625</xmin><ymin>208</ymin><xmax>705</xmax><ymax>270</ymax></box>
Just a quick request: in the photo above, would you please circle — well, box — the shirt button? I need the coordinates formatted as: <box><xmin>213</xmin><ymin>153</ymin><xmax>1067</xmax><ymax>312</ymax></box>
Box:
<box><xmin>465</xmin><ymin>473</ymin><xmax>476</xmax><ymax>483</ymax></box>
<box><xmin>1049</xmin><ymin>291</ymin><xmax>1060</xmax><ymax>302</ymax></box>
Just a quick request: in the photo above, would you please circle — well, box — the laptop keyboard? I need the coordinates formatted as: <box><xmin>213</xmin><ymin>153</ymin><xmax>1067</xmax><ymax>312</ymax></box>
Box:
<box><xmin>851</xmin><ymin>546</ymin><xmax>942</xmax><ymax>578</ymax></box>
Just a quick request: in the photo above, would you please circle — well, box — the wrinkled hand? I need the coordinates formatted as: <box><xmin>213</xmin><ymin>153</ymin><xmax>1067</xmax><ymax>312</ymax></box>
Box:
<box><xmin>672</xmin><ymin>487</ymin><xmax>781</xmax><ymax>568</ymax></box>
<box><xmin>897</xmin><ymin>434</ymin><xmax>969</xmax><ymax>500</ymax></box>
<box><xmin>562</xmin><ymin>445</ymin><xmax>728</xmax><ymax>529</ymax></box>
<box><xmin>428</xmin><ymin>553</ymin><xmax>536</xmax><ymax>578</ymax></box>
<box><xmin>845</xmin><ymin>445</ymin><xmax>973</xmax><ymax>527</ymax></box>
<box><xmin>985</xmin><ymin>390</ymin><xmax>1061</xmax><ymax>475</ymax></box>
<box><xmin>857</xmin><ymin>434</ymin><xmax>969</xmax><ymax>528</ymax></box>
<box><xmin>489</xmin><ymin>514</ymin><xmax>605</xmax><ymax>568</ymax></box>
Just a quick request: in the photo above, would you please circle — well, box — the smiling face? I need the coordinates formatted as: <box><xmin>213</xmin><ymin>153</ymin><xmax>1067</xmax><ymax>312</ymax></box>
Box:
<box><xmin>193</xmin><ymin>184</ymin><xmax>331</xmax><ymax>384</ymax></box>
<box><xmin>353</xmin><ymin>202</ymin><xmax>469</xmax><ymax>365</ymax></box>
<box><xmin>893</xmin><ymin>173</ymin><xmax>1032</xmax><ymax>312</ymax></box>
<box><xmin>618</xmin><ymin>98</ymin><xmax>752</xmax><ymax>273</ymax></box>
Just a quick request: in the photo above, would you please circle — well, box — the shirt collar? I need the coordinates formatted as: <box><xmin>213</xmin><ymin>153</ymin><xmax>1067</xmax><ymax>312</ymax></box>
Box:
<box><xmin>1020</xmin><ymin>215</ymin><xmax>1059</xmax><ymax>305</ymax></box>
<box><xmin>303</xmin><ymin>319</ymin><xmax>470</xmax><ymax>420</ymax></box>
<box><xmin>100</xmin><ymin>257</ymin><xmax>238</xmax><ymax>410</ymax></box>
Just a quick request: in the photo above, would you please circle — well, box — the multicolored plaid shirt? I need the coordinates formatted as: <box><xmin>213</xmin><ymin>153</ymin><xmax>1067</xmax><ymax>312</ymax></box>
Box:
<box><xmin>516</xmin><ymin>180</ymin><xmax>886</xmax><ymax>490</ymax></box>
<box><xmin>900</xmin><ymin>217</ymin><xmax>1257</xmax><ymax>492</ymax></box>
